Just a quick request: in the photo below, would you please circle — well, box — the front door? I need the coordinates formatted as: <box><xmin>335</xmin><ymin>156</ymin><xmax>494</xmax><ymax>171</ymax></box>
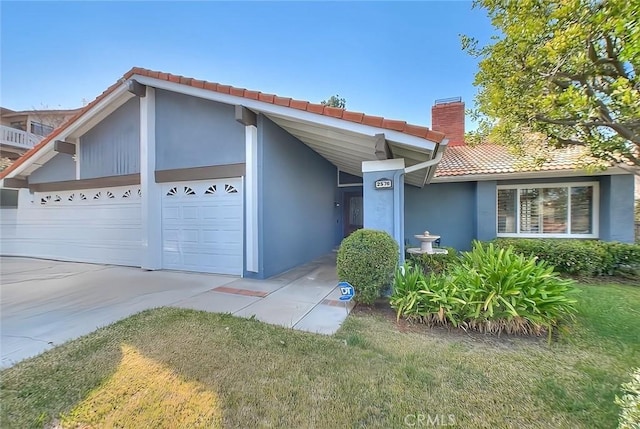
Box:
<box><xmin>343</xmin><ymin>191</ymin><xmax>363</xmax><ymax>237</ymax></box>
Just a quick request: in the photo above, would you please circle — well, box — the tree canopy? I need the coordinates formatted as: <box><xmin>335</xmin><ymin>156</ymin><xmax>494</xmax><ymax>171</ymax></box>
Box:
<box><xmin>321</xmin><ymin>95</ymin><xmax>346</xmax><ymax>109</ymax></box>
<box><xmin>463</xmin><ymin>0</ymin><xmax>639</xmax><ymax>172</ymax></box>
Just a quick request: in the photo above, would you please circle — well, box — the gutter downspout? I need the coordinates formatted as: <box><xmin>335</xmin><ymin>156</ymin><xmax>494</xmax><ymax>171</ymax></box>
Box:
<box><xmin>404</xmin><ymin>145</ymin><xmax>444</xmax><ymax>175</ymax></box>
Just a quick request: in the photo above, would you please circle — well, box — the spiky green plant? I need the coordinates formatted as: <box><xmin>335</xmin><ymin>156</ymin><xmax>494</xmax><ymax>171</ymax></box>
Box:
<box><xmin>390</xmin><ymin>242</ymin><xmax>578</xmax><ymax>338</ymax></box>
<box><xmin>615</xmin><ymin>367</ymin><xmax>640</xmax><ymax>429</ymax></box>
<box><xmin>453</xmin><ymin>242</ymin><xmax>578</xmax><ymax>337</ymax></box>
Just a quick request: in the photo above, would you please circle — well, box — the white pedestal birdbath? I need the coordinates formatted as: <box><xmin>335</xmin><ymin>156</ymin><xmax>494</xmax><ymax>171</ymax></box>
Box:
<box><xmin>407</xmin><ymin>231</ymin><xmax>448</xmax><ymax>255</ymax></box>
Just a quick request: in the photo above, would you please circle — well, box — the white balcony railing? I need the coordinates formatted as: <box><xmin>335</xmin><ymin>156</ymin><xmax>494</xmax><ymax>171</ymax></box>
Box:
<box><xmin>0</xmin><ymin>125</ymin><xmax>44</xmax><ymax>150</ymax></box>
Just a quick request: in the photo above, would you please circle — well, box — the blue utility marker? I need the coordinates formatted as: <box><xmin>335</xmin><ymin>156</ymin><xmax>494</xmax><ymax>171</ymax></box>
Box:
<box><xmin>338</xmin><ymin>281</ymin><xmax>355</xmax><ymax>301</ymax></box>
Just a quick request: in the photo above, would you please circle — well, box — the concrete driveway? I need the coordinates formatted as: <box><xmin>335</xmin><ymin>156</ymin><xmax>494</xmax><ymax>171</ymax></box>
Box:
<box><xmin>1</xmin><ymin>255</ymin><xmax>350</xmax><ymax>368</ymax></box>
<box><xmin>0</xmin><ymin>257</ymin><xmax>238</xmax><ymax>368</ymax></box>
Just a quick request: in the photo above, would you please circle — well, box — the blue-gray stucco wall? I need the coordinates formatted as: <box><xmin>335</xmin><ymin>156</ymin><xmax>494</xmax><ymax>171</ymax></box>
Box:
<box><xmin>476</xmin><ymin>181</ymin><xmax>497</xmax><ymax>241</ymax></box>
<box><xmin>363</xmin><ymin>170</ymin><xmax>399</xmax><ymax>235</ymax></box>
<box><xmin>28</xmin><ymin>153</ymin><xmax>76</xmax><ymax>184</ymax></box>
<box><xmin>79</xmin><ymin>98</ymin><xmax>140</xmax><ymax>179</ymax></box>
<box><xmin>599</xmin><ymin>174</ymin><xmax>634</xmax><ymax>242</ymax></box>
<box><xmin>405</xmin><ymin>181</ymin><xmax>477</xmax><ymax>251</ymax></box>
<box><xmin>406</xmin><ymin>174</ymin><xmax>635</xmax><ymax>250</ymax></box>
<box><xmin>155</xmin><ymin>89</ymin><xmax>244</xmax><ymax>170</ymax></box>
<box><xmin>256</xmin><ymin>115</ymin><xmax>338</xmax><ymax>278</ymax></box>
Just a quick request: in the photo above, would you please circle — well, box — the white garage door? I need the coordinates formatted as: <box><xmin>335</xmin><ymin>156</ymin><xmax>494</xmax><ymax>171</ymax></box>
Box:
<box><xmin>0</xmin><ymin>185</ymin><xmax>142</xmax><ymax>266</ymax></box>
<box><xmin>161</xmin><ymin>178</ymin><xmax>243</xmax><ymax>275</ymax></box>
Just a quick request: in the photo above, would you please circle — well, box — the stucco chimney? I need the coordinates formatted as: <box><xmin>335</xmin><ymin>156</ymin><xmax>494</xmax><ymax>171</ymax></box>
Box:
<box><xmin>432</xmin><ymin>97</ymin><xmax>465</xmax><ymax>146</ymax></box>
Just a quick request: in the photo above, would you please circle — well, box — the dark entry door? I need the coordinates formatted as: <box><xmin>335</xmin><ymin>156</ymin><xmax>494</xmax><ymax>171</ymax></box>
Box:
<box><xmin>343</xmin><ymin>191</ymin><xmax>363</xmax><ymax>237</ymax></box>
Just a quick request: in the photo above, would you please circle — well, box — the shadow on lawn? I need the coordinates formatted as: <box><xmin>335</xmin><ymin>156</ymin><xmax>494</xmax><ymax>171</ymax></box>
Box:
<box><xmin>1</xmin><ymin>309</ymin><xmax>228</xmax><ymax>429</ymax></box>
<box><xmin>55</xmin><ymin>344</ymin><xmax>221</xmax><ymax>428</ymax></box>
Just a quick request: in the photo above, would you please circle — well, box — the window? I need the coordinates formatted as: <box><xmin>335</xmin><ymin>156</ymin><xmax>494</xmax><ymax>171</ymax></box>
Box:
<box><xmin>10</xmin><ymin>121</ymin><xmax>25</xmax><ymax>131</ymax></box>
<box><xmin>30</xmin><ymin>121</ymin><xmax>54</xmax><ymax>136</ymax></box>
<box><xmin>496</xmin><ymin>182</ymin><xmax>598</xmax><ymax>238</ymax></box>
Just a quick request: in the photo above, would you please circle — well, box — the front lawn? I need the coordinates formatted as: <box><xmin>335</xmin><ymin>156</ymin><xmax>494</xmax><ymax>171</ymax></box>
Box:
<box><xmin>2</xmin><ymin>282</ymin><xmax>638</xmax><ymax>428</ymax></box>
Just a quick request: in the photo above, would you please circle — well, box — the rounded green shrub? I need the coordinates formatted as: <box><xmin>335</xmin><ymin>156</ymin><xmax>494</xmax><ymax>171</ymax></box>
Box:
<box><xmin>337</xmin><ymin>229</ymin><xmax>399</xmax><ymax>305</ymax></box>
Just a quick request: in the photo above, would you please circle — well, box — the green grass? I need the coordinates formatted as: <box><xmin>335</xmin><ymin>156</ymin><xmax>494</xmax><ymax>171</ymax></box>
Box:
<box><xmin>1</xmin><ymin>282</ymin><xmax>638</xmax><ymax>428</ymax></box>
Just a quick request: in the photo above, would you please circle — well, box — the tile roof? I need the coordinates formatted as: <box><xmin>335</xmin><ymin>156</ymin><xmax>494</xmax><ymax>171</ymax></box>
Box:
<box><xmin>1</xmin><ymin>67</ymin><xmax>445</xmax><ymax>180</ymax></box>
<box><xmin>128</xmin><ymin>67</ymin><xmax>445</xmax><ymax>141</ymax></box>
<box><xmin>435</xmin><ymin>144</ymin><xmax>588</xmax><ymax>178</ymax></box>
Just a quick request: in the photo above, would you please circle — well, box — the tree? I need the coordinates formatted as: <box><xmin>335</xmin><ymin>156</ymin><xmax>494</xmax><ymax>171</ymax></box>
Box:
<box><xmin>321</xmin><ymin>94</ymin><xmax>346</xmax><ymax>109</ymax></box>
<box><xmin>462</xmin><ymin>0</ymin><xmax>640</xmax><ymax>172</ymax></box>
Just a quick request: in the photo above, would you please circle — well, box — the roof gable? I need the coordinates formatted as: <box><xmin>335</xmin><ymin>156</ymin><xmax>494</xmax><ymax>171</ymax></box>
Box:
<box><xmin>1</xmin><ymin>67</ymin><xmax>445</xmax><ymax>180</ymax></box>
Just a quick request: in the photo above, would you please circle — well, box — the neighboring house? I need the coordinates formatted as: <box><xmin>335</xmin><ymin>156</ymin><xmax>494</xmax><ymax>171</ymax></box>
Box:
<box><xmin>1</xmin><ymin>107</ymin><xmax>80</xmax><ymax>160</ymax></box>
<box><xmin>0</xmin><ymin>68</ymin><xmax>634</xmax><ymax>279</ymax></box>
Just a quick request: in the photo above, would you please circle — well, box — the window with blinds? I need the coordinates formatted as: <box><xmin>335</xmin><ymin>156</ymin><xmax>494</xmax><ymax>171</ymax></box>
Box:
<box><xmin>497</xmin><ymin>189</ymin><xmax>516</xmax><ymax>233</ymax></box>
<box><xmin>496</xmin><ymin>182</ymin><xmax>598</xmax><ymax>238</ymax></box>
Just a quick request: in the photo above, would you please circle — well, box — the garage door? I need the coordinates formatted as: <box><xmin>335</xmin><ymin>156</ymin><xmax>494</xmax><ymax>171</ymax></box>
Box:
<box><xmin>161</xmin><ymin>178</ymin><xmax>243</xmax><ymax>275</ymax></box>
<box><xmin>0</xmin><ymin>185</ymin><xmax>142</xmax><ymax>266</ymax></box>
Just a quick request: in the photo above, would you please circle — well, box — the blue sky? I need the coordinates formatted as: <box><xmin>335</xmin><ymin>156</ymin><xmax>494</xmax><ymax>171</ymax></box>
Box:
<box><xmin>1</xmin><ymin>1</ymin><xmax>495</xmax><ymax>130</ymax></box>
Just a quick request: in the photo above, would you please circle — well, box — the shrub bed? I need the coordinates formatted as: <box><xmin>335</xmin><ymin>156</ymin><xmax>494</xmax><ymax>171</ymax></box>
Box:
<box><xmin>337</xmin><ymin>229</ymin><xmax>399</xmax><ymax>305</ymax></box>
<box><xmin>407</xmin><ymin>247</ymin><xmax>459</xmax><ymax>275</ymax></box>
<box><xmin>493</xmin><ymin>238</ymin><xmax>640</xmax><ymax>277</ymax></box>
<box><xmin>391</xmin><ymin>242</ymin><xmax>578</xmax><ymax>337</ymax></box>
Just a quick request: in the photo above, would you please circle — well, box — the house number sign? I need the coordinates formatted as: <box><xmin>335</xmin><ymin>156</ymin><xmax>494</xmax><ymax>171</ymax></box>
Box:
<box><xmin>375</xmin><ymin>178</ymin><xmax>393</xmax><ymax>189</ymax></box>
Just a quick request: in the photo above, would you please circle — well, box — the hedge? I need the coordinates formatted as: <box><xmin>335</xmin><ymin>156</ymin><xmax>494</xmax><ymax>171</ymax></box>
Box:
<box><xmin>492</xmin><ymin>238</ymin><xmax>640</xmax><ymax>277</ymax></box>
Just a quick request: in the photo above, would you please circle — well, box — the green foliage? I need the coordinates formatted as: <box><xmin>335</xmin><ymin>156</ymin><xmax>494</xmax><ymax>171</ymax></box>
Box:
<box><xmin>391</xmin><ymin>242</ymin><xmax>578</xmax><ymax>337</ymax></box>
<box><xmin>407</xmin><ymin>247</ymin><xmax>459</xmax><ymax>274</ymax></box>
<box><xmin>463</xmin><ymin>0</ymin><xmax>640</xmax><ymax>169</ymax></box>
<box><xmin>615</xmin><ymin>368</ymin><xmax>640</xmax><ymax>429</ymax></box>
<box><xmin>320</xmin><ymin>94</ymin><xmax>346</xmax><ymax>109</ymax></box>
<box><xmin>493</xmin><ymin>238</ymin><xmax>640</xmax><ymax>277</ymax></box>
<box><xmin>337</xmin><ymin>229</ymin><xmax>399</xmax><ymax>305</ymax></box>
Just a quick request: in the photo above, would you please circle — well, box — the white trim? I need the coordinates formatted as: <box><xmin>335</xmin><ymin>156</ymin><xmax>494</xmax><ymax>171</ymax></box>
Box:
<box><xmin>496</xmin><ymin>180</ymin><xmax>599</xmax><ymax>190</ymax></box>
<box><xmin>4</xmin><ymin>84</ymin><xmax>133</xmax><ymax>180</ymax></box>
<box><xmin>496</xmin><ymin>181</ymin><xmax>599</xmax><ymax>239</ymax></box>
<box><xmin>70</xmin><ymin>137</ymin><xmax>80</xmax><ymax>180</ymax></box>
<box><xmin>245</xmin><ymin>125</ymin><xmax>259</xmax><ymax>273</ymax></box>
<box><xmin>362</xmin><ymin>159</ymin><xmax>405</xmax><ymax>173</ymax></box>
<box><xmin>404</xmin><ymin>147</ymin><xmax>445</xmax><ymax>175</ymax></box>
<box><xmin>140</xmin><ymin>87</ymin><xmax>162</xmax><ymax>270</ymax></box>
<box><xmin>431</xmin><ymin>167</ymin><xmax>629</xmax><ymax>183</ymax></box>
<box><xmin>337</xmin><ymin>168</ymin><xmax>363</xmax><ymax>188</ymax></box>
<box><xmin>132</xmin><ymin>75</ymin><xmax>442</xmax><ymax>152</ymax></box>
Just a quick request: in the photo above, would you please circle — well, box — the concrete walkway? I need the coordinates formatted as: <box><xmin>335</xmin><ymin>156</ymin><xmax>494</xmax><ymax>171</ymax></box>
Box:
<box><xmin>177</xmin><ymin>253</ymin><xmax>354</xmax><ymax>334</ymax></box>
<box><xmin>0</xmin><ymin>254</ymin><xmax>352</xmax><ymax>368</ymax></box>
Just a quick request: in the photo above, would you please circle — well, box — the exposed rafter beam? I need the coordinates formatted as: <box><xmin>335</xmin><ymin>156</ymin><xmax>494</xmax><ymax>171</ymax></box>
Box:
<box><xmin>235</xmin><ymin>105</ymin><xmax>257</xmax><ymax>126</ymax></box>
<box><xmin>54</xmin><ymin>140</ymin><xmax>76</xmax><ymax>155</ymax></box>
<box><xmin>127</xmin><ymin>79</ymin><xmax>146</xmax><ymax>97</ymax></box>
<box><xmin>2</xmin><ymin>177</ymin><xmax>28</xmax><ymax>188</ymax></box>
<box><xmin>374</xmin><ymin>133</ymin><xmax>392</xmax><ymax>160</ymax></box>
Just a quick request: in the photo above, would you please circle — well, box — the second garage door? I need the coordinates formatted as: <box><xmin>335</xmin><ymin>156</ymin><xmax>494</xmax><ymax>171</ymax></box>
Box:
<box><xmin>161</xmin><ymin>178</ymin><xmax>243</xmax><ymax>275</ymax></box>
